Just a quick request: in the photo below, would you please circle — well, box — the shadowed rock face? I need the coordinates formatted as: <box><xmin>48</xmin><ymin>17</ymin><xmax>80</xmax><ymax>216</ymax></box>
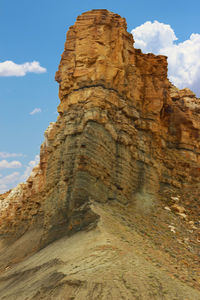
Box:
<box><xmin>0</xmin><ymin>9</ymin><xmax>200</xmax><ymax>299</ymax></box>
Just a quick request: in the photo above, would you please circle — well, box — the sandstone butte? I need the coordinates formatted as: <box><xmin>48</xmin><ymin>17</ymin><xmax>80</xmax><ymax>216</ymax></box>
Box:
<box><xmin>0</xmin><ymin>9</ymin><xmax>200</xmax><ymax>300</ymax></box>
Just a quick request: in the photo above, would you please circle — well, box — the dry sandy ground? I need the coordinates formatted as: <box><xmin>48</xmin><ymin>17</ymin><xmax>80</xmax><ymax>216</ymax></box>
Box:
<box><xmin>0</xmin><ymin>201</ymin><xmax>200</xmax><ymax>300</ymax></box>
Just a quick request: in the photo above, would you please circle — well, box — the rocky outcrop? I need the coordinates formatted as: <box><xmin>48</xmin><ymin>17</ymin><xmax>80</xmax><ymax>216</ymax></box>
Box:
<box><xmin>0</xmin><ymin>9</ymin><xmax>200</xmax><ymax>299</ymax></box>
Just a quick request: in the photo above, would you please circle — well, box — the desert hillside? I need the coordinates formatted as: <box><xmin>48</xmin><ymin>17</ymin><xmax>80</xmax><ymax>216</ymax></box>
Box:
<box><xmin>0</xmin><ymin>9</ymin><xmax>200</xmax><ymax>299</ymax></box>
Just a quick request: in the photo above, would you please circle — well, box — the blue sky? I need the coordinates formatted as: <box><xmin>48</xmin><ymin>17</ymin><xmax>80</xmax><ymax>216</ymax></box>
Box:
<box><xmin>1</xmin><ymin>0</ymin><xmax>200</xmax><ymax>193</ymax></box>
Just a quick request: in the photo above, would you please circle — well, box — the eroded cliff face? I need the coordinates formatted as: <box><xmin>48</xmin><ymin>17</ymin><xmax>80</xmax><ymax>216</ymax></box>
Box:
<box><xmin>0</xmin><ymin>9</ymin><xmax>200</xmax><ymax>299</ymax></box>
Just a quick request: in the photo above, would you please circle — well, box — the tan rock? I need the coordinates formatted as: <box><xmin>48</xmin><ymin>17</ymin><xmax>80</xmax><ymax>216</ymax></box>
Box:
<box><xmin>171</xmin><ymin>204</ymin><xmax>186</xmax><ymax>214</ymax></box>
<box><xmin>0</xmin><ymin>9</ymin><xmax>200</xmax><ymax>299</ymax></box>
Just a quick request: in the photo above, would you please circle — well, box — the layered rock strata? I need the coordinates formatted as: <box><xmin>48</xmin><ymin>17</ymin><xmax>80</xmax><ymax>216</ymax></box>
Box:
<box><xmin>0</xmin><ymin>9</ymin><xmax>200</xmax><ymax>299</ymax></box>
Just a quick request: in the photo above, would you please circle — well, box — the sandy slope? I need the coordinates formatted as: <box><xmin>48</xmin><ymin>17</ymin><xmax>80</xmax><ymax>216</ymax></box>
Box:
<box><xmin>0</xmin><ymin>201</ymin><xmax>199</xmax><ymax>300</ymax></box>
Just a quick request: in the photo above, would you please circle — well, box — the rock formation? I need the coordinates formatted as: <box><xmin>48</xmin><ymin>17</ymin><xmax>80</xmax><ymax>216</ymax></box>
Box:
<box><xmin>0</xmin><ymin>9</ymin><xmax>200</xmax><ymax>299</ymax></box>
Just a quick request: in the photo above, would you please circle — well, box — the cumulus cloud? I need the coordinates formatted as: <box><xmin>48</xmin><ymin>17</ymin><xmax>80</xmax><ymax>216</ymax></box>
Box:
<box><xmin>0</xmin><ymin>185</ymin><xmax>7</xmax><ymax>194</ymax></box>
<box><xmin>0</xmin><ymin>160</ymin><xmax>22</xmax><ymax>169</ymax></box>
<box><xmin>0</xmin><ymin>172</ymin><xmax>20</xmax><ymax>193</ymax></box>
<box><xmin>0</xmin><ymin>60</ymin><xmax>46</xmax><ymax>77</ymax></box>
<box><xmin>29</xmin><ymin>108</ymin><xmax>42</xmax><ymax>115</ymax></box>
<box><xmin>0</xmin><ymin>152</ymin><xmax>23</xmax><ymax>158</ymax></box>
<box><xmin>132</xmin><ymin>21</ymin><xmax>200</xmax><ymax>96</ymax></box>
<box><xmin>0</xmin><ymin>155</ymin><xmax>40</xmax><ymax>194</ymax></box>
<box><xmin>132</xmin><ymin>21</ymin><xmax>177</xmax><ymax>54</ymax></box>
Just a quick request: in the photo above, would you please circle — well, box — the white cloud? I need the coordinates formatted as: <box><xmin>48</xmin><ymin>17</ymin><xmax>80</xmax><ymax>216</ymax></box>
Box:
<box><xmin>132</xmin><ymin>21</ymin><xmax>177</xmax><ymax>54</ymax></box>
<box><xmin>0</xmin><ymin>152</ymin><xmax>23</xmax><ymax>158</ymax></box>
<box><xmin>0</xmin><ymin>185</ymin><xmax>7</xmax><ymax>194</ymax></box>
<box><xmin>132</xmin><ymin>21</ymin><xmax>200</xmax><ymax>97</ymax></box>
<box><xmin>30</xmin><ymin>108</ymin><xmax>42</xmax><ymax>115</ymax></box>
<box><xmin>0</xmin><ymin>160</ymin><xmax>22</xmax><ymax>169</ymax></box>
<box><xmin>0</xmin><ymin>60</ymin><xmax>46</xmax><ymax>77</ymax></box>
<box><xmin>0</xmin><ymin>155</ymin><xmax>40</xmax><ymax>194</ymax></box>
<box><xmin>0</xmin><ymin>172</ymin><xmax>20</xmax><ymax>185</ymax></box>
<box><xmin>0</xmin><ymin>172</ymin><xmax>20</xmax><ymax>193</ymax></box>
<box><xmin>21</xmin><ymin>155</ymin><xmax>40</xmax><ymax>182</ymax></box>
